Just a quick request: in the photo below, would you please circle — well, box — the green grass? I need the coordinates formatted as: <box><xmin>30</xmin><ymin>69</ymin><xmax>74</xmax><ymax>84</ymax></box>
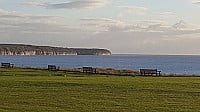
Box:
<box><xmin>0</xmin><ymin>68</ymin><xmax>200</xmax><ymax>112</ymax></box>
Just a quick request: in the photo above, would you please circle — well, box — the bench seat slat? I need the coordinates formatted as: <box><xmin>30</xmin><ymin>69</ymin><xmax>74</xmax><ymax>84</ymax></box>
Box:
<box><xmin>140</xmin><ymin>69</ymin><xmax>161</xmax><ymax>76</ymax></box>
<box><xmin>83</xmin><ymin>67</ymin><xmax>96</xmax><ymax>74</ymax></box>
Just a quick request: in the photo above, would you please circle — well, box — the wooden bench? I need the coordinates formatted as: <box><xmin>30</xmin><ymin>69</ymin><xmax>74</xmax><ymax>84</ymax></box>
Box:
<box><xmin>48</xmin><ymin>65</ymin><xmax>59</xmax><ymax>71</ymax></box>
<box><xmin>82</xmin><ymin>67</ymin><xmax>96</xmax><ymax>74</ymax></box>
<box><xmin>140</xmin><ymin>69</ymin><xmax>161</xmax><ymax>76</ymax></box>
<box><xmin>1</xmin><ymin>63</ymin><xmax>14</xmax><ymax>68</ymax></box>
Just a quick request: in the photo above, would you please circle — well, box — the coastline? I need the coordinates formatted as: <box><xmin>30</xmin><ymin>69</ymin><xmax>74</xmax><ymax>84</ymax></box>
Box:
<box><xmin>2</xmin><ymin>66</ymin><xmax>200</xmax><ymax>77</ymax></box>
<box><xmin>0</xmin><ymin>44</ymin><xmax>111</xmax><ymax>56</ymax></box>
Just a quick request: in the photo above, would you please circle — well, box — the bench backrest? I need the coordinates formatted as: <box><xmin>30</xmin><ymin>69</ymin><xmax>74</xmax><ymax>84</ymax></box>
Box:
<box><xmin>83</xmin><ymin>67</ymin><xmax>93</xmax><ymax>70</ymax></box>
<box><xmin>48</xmin><ymin>65</ymin><xmax>57</xmax><ymax>71</ymax></box>
<box><xmin>140</xmin><ymin>69</ymin><xmax>157</xmax><ymax>72</ymax></box>
<box><xmin>1</xmin><ymin>63</ymin><xmax>13</xmax><ymax>68</ymax></box>
<box><xmin>140</xmin><ymin>69</ymin><xmax>158</xmax><ymax>75</ymax></box>
<box><xmin>83</xmin><ymin>67</ymin><xmax>95</xmax><ymax>73</ymax></box>
<box><xmin>1</xmin><ymin>63</ymin><xmax>10</xmax><ymax>66</ymax></box>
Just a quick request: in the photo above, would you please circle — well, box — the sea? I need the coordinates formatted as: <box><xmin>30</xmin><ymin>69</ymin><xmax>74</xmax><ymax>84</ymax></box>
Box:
<box><xmin>1</xmin><ymin>54</ymin><xmax>200</xmax><ymax>75</ymax></box>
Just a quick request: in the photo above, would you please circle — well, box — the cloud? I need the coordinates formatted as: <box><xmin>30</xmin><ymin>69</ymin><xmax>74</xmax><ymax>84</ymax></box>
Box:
<box><xmin>159</xmin><ymin>11</ymin><xmax>176</xmax><ymax>18</ymax></box>
<box><xmin>0</xmin><ymin>8</ymin><xmax>78</xmax><ymax>34</ymax></box>
<box><xmin>118</xmin><ymin>6</ymin><xmax>148</xmax><ymax>12</ymax></box>
<box><xmin>87</xmin><ymin>23</ymin><xmax>200</xmax><ymax>52</ymax></box>
<box><xmin>159</xmin><ymin>12</ymin><xmax>175</xmax><ymax>16</ymax></box>
<box><xmin>80</xmin><ymin>18</ymin><xmax>138</xmax><ymax>32</ymax></box>
<box><xmin>118</xmin><ymin>6</ymin><xmax>148</xmax><ymax>16</ymax></box>
<box><xmin>26</xmin><ymin>0</ymin><xmax>111</xmax><ymax>9</ymax></box>
<box><xmin>192</xmin><ymin>0</ymin><xmax>200</xmax><ymax>5</ymax></box>
<box><xmin>0</xmin><ymin>9</ymin><xmax>8</xmax><ymax>14</ymax></box>
<box><xmin>2</xmin><ymin>9</ymin><xmax>198</xmax><ymax>36</ymax></box>
<box><xmin>80</xmin><ymin>17</ymin><xmax>200</xmax><ymax>37</ymax></box>
<box><xmin>1</xmin><ymin>7</ymin><xmax>200</xmax><ymax>54</ymax></box>
<box><xmin>135</xmin><ymin>20</ymin><xmax>200</xmax><ymax>36</ymax></box>
<box><xmin>172</xmin><ymin>20</ymin><xmax>187</xmax><ymax>29</ymax></box>
<box><xmin>81</xmin><ymin>18</ymin><xmax>165</xmax><ymax>33</ymax></box>
<box><xmin>0</xmin><ymin>9</ymin><xmax>62</xmax><ymax>24</ymax></box>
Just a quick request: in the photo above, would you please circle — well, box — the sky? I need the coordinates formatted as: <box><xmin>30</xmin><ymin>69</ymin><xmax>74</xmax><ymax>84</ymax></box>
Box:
<box><xmin>0</xmin><ymin>0</ymin><xmax>200</xmax><ymax>54</ymax></box>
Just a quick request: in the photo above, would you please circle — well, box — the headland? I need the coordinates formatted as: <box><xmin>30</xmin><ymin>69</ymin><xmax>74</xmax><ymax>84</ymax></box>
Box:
<box><xmin>0</xmin><ymin>44</ymin><xmax>111</xmax><ymax>56</ymax></box>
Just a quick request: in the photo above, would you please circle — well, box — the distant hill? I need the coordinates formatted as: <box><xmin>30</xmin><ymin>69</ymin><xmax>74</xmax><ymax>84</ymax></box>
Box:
<box><xmin>0</xmin><ymin>44</ymin><xmax>111</xmax><ymax>56</ymax></box>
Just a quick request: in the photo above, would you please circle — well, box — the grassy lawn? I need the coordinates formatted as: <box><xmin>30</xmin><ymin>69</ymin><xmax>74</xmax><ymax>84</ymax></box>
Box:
<box><xmin>0</xmin><ymin>68</ymin><xmax>200</xmax><ymax>112</ymax></box>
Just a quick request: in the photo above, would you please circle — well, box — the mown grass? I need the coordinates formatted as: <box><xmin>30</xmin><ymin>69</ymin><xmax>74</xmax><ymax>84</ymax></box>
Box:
<box><xmin>0</xmin><ymin>68</ymin><xmax>200</xmax><ymax>112</ymax></box>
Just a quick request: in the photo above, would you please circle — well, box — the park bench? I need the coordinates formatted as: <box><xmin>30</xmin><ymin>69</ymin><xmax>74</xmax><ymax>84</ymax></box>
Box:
<box><xmin>140</xmin><ymin>69</ymin><xmax>161</xmax><ymax>76</ymax></box>
<box><xmin>48</xmin><ymin>65</ymin><xmax>59</xmax><ymax>71</ymax></box>
<box><xmin>82</xmin><ymin>67</ymin><xmax>97</xmax><ymax>74</ymax></box>
<box><xmin>1</xmin><ymin>63</ymin><xmax>14</xmax><ymax>68</ymax></box>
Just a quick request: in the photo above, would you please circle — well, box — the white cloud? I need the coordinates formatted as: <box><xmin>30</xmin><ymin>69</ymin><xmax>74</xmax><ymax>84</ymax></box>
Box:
<box><xmin>118</xmin><ymin>6</ymin><xmax>148</xmax><ymax>16</ymax></box>
<box><xmin>1</xmin><ymin>7</ymin><xmax>200</xmax><ymax>54</ymax></box>
<box><xmin>80</xmin><ymin>18</ymin><xmax>130</xmax><ymax>32</ymax></box>
<box><xmin>1</xmin><ymin>8</ymin><xmax>199</xmax><ymax>38</ymax></box>
<box><xmin>0</xmin><ymin>9</ymin><xmax>9</xmax><ymax>14</ymax></box>
<box><xmin>80</xmin><ymin>17</ymin><xmax>200</xmax><ymax>35</ymax></box>
<box><xmin>81</xmin><ymin>18</ymin><xmax>166</xmax><ymax>33</ymax></box>
<box><xmin>192</xmin><ymin>0</ymin><xmax>200</xmax><ymax>5</ymax></box>
<box><xmin>0</xmin><ymin>9</ymin><xmax>63</xmax><ymax>24</ymax></box>
<box><xmin>26</xmin><ymin>0</ymin><xmax>111</xmax><ymax>9</ymax></box>
<box><xmin>118</xmin><ymin>6</ymin><xmax>148</xmax><ymax>12</ymax></box>
<box><xmin>159</xmin><ymin>11</ymin><xmax>176</xmax><ymax>19</ymax></box>
<box><xmin>0</xmin><ymin>8</ymin><xmax>78</xmax><ymax>35</ymax></box>
<box><xmin>172</xmin><ymin>20</ymin><xmax>187</xmax><ymax>29</ymax></box>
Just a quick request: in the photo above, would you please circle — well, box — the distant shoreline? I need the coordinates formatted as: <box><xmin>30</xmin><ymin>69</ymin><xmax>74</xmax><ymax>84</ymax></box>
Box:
<box><xmin>112</xmin><ymin>54</ymin><xmax>200</xmax><ymax>56</ymax></box>
<box><xmin>0</xmin><ymin>44</ymin><xmax>111</xmax><ymax>56</ymax></box>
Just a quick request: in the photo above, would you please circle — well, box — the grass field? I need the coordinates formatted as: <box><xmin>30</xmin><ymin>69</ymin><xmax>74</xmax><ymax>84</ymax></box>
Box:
<box><xmin>0</xmin><ymin>68</ymin><xmax>200</xmax><ymax>112</ymax></box>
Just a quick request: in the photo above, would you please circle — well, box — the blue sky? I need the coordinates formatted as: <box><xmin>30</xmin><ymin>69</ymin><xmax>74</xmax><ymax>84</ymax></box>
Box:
<box><xmin>0</xmin><ymin>0</ymin><xmax>200</xmax><ymax>54</ymax></box>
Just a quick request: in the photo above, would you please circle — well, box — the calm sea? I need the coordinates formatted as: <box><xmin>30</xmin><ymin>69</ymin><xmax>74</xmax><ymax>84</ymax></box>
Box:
<box><xmin>1</xmin><ymin>54</ymin><xmax>200</xmax><ymax>75</ymax></box>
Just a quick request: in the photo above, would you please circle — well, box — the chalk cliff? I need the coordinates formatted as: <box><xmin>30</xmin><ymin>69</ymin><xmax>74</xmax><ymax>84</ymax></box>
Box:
<box><xmin>0</xmin><ymin>44</ymin><xmax>111</xmax><ymax>56</ymax></box>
